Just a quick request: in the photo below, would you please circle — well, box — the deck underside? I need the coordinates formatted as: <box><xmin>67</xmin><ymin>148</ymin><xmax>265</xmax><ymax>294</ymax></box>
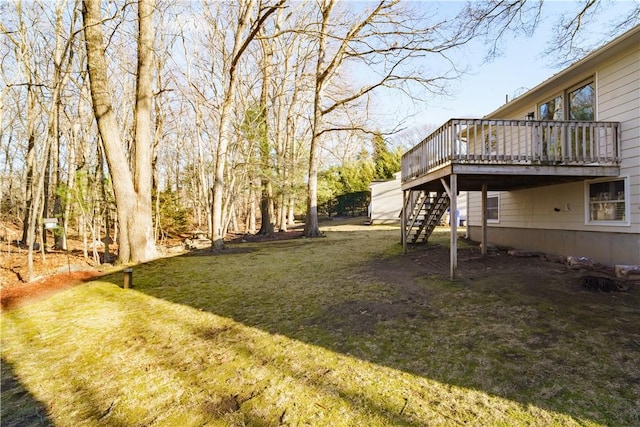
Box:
<box><xmin>401</xmin><ymin>163</ymin><xmax>620</xmax><ymax>192</ymax></box>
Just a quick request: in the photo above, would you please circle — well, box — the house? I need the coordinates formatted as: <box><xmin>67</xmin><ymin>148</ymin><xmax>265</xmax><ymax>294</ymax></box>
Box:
<box><xmin>401</xmin><ymin>25</ymin><xmax>640</xmax><ymax>277</ymax></box>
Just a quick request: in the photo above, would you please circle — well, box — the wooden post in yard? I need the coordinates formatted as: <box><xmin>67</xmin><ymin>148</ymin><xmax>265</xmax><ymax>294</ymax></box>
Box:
<box><xmin>123</xmin><ymin>268</ymin><xmax>133</xmax><ymax>289</ymax></box>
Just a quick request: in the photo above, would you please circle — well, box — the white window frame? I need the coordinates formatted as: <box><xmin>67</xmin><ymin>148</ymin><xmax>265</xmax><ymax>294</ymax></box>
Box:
<box><xmin>486</xmin><ymin>194</ymin><xmax>500</xmax><ymax>224</ymax></box>
<box><xmin>584</xmin><ymin>176</ymin><xmax>630</xmax><ymax>226</ymax></box>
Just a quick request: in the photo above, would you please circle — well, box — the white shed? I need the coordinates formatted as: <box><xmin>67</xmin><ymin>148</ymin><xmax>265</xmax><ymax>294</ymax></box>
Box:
<box><xmin>370</xmin><ymin>172</ymin><xmax>467</xmax><ymax>225</ymax></box>
<box><xmin>369</xmin><ymin>172</ymin><xmax>403</xmax><ymax>224</ymax></box>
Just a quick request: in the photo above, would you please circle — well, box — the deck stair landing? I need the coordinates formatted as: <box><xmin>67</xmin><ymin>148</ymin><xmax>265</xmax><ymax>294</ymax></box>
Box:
<box><xmin>404</xmin><ymin>191</ymin><xmax>450</xmax><ymax>244</ymax></box>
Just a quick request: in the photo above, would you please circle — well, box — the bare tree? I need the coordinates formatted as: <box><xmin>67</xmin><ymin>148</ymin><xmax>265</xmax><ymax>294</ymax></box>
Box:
<box><xmin>1</xmin><ymin>1</ymin><xmax>78</xmax><ymax>279</ymax></box>
<box><xmin>209</xmin><ymin>0</ymin><xmax>284</xmax><ymax>249</ymax></box>
<box><xmin>303</xmin><ymin>0</ymin><xmax>474</xmax><ymax>236</ymax></box>
<box><xmin>266</xmin><ymin>5</ymin><xmax>315</xmax><ymax>232</ymax></box>
<box><xmin>82</xmin><ymin>0</ymin><xmax>157</xmax><ymax>263</ymax></box>
<box><xmin>544</xmin><ymin>0</ymin><xmax>639</xmax><ymax>66</ymax></box>
<box><xmin>256</xmin><ymin>33</ymin><xmax>275</xmax><ymax>235</ymax></box>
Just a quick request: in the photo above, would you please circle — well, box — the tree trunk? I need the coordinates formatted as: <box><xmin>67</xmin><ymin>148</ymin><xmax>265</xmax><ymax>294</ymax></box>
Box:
<box><xmin>304</xmin><ymin>107</ymin><xmax>322</xmax><ymax>237</ymax></box>
<box><xmin>82</xmin><ymin>0</ymin><xmax>157</xmax><ymax>264</ymax></box>
<box><xmin>248</xmin><ymin>184</ymin><xmax>256</xmax><ymax>233</ymax></box>
<box><xmin>25</xmin><ymin>129</ymin><xmax>52</xmax><ymax>281</ymax></box>
<box><xmin>131</xmin><ymin>0</ymin><xmax>158</xmax><ymax>261</ymax></box>
<box><xmin>304</xmin><ymin>0</ymin><xmax>335</xmax><ymax>237</ymax></box>
<box><xmin>211</xmin><ymin>0</ymin><xmax>254</xmax><ymax>250</ymax></box>
<box><xmin>211</xmin><ymin>0</ymin><xmax>283</xmax><ymax>248</ymax></box>
<box><xmin>257</xmin><ymin>36</ymin><xmax>274</xmax><ymax>236</ymax></box>
<box><xmin>20</xmin><ymin>87</ymin><xmax>37</xmax><ymax>244</ymax></box>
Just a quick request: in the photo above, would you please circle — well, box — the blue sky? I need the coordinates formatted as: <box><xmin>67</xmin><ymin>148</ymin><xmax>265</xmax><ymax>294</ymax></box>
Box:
<box><xmin>375</xmin><ymin>0</ymin><xmax>638</xmax><ymax>134</ymax></box>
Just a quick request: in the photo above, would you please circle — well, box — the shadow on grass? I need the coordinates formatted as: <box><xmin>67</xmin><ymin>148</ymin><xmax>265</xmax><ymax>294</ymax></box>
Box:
<box><xmin>1</xmin><ymin>357</ymin><xmax>53</xmax><ymax>427</ymax></box>
<box><xmin>99</xmin><ymin>228</ymin><xmax>640</xmax><ymax>425</ymax></box>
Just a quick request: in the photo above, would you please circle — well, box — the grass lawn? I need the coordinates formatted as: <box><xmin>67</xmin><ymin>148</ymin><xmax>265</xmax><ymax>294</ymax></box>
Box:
<box><xmin>2</xmin><ymin>220</ymin><xmax>639</xmax><ymax>426</ymax></box>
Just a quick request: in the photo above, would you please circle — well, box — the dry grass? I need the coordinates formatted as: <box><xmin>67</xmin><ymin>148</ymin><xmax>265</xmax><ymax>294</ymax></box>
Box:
<box><xmin>2</xmin><ymin>220</ymin><xmax>639</xmax><ymax>426</ymax></box>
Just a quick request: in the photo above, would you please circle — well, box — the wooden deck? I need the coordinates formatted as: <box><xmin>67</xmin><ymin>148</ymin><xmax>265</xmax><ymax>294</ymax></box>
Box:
<box><xmin>401</xmin><ymin>119</ymin><xmax>621</xmax><ymax>192</ymax></box>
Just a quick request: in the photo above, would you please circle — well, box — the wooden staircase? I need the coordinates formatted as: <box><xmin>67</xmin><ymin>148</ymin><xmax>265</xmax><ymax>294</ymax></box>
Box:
<box><xmin>403</xmin><ymin>190</ymin><xmax>450</xmax><ymax>244</ymax></box>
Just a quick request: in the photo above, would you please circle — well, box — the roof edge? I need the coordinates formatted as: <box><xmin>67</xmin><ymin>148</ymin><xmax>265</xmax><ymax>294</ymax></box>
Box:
<box><xmin>485</xmin><ymin>25</ymin><xmax>640</xmax><ymax>118</ymax></box>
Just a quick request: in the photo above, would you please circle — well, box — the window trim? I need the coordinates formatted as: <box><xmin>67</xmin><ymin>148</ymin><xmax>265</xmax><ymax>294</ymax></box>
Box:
<box><xmin>584</xmin><ymin>176</ymin><xmax>630</xmax><ymax>227</ymax></box>
<box><xmin>486</xmin><ymin>194</ymin><xmax>500</xmax><ymax>224</ymax></box>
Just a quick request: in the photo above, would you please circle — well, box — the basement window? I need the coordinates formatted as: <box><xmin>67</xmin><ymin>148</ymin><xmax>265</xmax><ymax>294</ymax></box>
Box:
<box><xmin>586</xmin><ymin>178</ymin><xmax>629</xmax><ymax>225</ymax></box>
<box><xmin>487</xmin><ymin>195</ymin><xmax>499</xmax><ymax>223</ymax></box>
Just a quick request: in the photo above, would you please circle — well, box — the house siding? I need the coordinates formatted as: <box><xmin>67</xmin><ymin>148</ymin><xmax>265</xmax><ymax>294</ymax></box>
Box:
<box><xmin>467</xmin><ymin>31</ymin><xmax>640</xmax><ymax>266</ymax></box>
<box><xmin>467</xmin><ymin>225</ymin><xmax>639</xmax><ymax>266</ymax></box>
<box><xmin>369</xmin><ymin>173</ymin><xmax>403</xmax><ymax>224</ymax></box>
<box><xmin>599</xmin><ymin>41</ymin><xmax>640</xmax><ymax>231</ymax></box>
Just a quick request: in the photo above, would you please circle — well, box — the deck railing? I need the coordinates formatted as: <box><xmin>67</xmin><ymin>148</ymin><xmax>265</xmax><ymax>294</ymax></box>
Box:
<box><xmin>402</xmin><ymin>119</ymin><xmax>620</xmax><ymax>182</ymax></box>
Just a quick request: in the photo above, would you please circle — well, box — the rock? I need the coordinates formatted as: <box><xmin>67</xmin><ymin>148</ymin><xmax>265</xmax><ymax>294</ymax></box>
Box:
<box><xmin>184</xmin><ymin>238</ymin><xmax>212</xmax><ymax>250</ymax></box>
<box><xmin>615</xmin><ymin>265</ymin><xmax>640</xmax><ymax>280</ymax></box>
<box><xmin>167</xmin><ymin>245</ymin><xmax>185</xmax><ymax>254</ymax></box>
<box><xmin>55</xmin><ymin>264</ymin><xmax>91</xmax><ymax>274</ymax></box>
<box><xmin>567</xmin><ymin>256</ymin><xmax>594</xmax><ymax>270</ymax></box>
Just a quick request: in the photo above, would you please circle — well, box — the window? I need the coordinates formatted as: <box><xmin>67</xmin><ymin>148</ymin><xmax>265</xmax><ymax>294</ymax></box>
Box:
<box><xmin>586</xmin><ymin>178</ymin><xmax>628</xmax><ymax>224</ymax></box>
<box><xmin>539</xmin><ymin>96</ymin><xmax>563</xmax><ymax>158</ymax></box>
<box><xmin>568</xmin><ymin>82</ymin><xmax>594</xmax><ymax>120</ymax></box>
<box><xmin>536</xmin><ymin>80</ymin><xmax>595</xmax><ymax>160</ymax></box>
<box><xmin>568</xmin><ymin>82</ymin><xmax>595</xmax><ymax>159</ymax></box>
<box><xmin>537</xmin><ymin>80</ymin><xmax>595</xmax><ymax>121</ymax></box>
<box><xmin>487</xmin><ymin>195</ymin><xmax>499</xmax><ymax>223</ymax></box>
<box><xmin>539</xmin><ymin>96</ymin><xmax>563</xmax><ymax>120</ymax></box>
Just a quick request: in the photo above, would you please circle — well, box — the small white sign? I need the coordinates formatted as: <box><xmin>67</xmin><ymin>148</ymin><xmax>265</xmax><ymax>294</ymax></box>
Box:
<box><xmin>44</xmin><ymin>218</ymin><xmax>58</xmax><ymax>229</ymax></box>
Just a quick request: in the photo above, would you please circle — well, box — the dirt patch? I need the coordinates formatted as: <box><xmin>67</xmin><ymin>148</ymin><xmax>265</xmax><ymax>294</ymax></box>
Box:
<box><xmin>407</xmin><ymin>243</ymin><xmax>566</xmax><ymax>279</ymax></box>
<box><xmin>319</xmin><ymin>241</ymin><xmax>638</xmax><ymax>340</ymax></box>
<box><xmin>1</xmin><ymin>270</ymin><xmax>103</xmax><ymax>310</ymax></box>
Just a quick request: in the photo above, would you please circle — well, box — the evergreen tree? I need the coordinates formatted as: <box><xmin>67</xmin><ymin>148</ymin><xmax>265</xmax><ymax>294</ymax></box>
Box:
<box><xmin>372</xmin><ymin>133</ymin><xmax>401</xmax><ymax>180</ymax></box>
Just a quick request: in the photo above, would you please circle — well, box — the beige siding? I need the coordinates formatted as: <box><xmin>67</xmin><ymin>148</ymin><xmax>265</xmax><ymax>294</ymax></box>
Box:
<box><xmin>469</xmin><ymin>33</ymin><xmax>640</xmax><ymax>264</ymax></box>
<box><xmin>467</xmin><ymin>226</ymin><xmax>639</xmax><ymax>265</ymax></box>
<box><xmin>468</xmin><ymin>35</ymin><xmax>640</xmax><ymax>255</ymax></box>
<box><xmin>600</xmin><ymin>43</ymin><xmax>640</xmax><ymax>231</ymax></box>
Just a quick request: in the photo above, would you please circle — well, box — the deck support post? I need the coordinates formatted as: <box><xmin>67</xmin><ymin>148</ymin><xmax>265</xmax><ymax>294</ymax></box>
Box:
<box><xmin>481</xmin><ymin>183</ymin><xmax>487</xmax><ymax>257</ymax></box>
<box><xmin>449</xmin><ymin>174</ymin><xmax>457</xmax><ymax>280</ymax></box>
<box><xmin>401</xmin><ymin>190</ymin><xmax>407</xmax><ymax>254</ymax></box>
<box><xmin>441</xmin><ymin>176</ymin><xmax>457</xmax><ymax>280</ymax></box>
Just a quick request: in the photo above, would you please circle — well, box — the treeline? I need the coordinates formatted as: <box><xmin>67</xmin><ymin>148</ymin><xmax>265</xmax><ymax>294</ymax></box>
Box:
<box><xmin>2</xmin><ymin>0</ymin><xmax>457</xmax><ymax>278</ymax></box>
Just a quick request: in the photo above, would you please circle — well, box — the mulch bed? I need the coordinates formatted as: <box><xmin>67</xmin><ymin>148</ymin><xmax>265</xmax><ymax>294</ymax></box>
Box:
<box><xmin>1</xmin><ymin>271</ymin><xmax>103</xmax><ymax>310</ymax></box>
